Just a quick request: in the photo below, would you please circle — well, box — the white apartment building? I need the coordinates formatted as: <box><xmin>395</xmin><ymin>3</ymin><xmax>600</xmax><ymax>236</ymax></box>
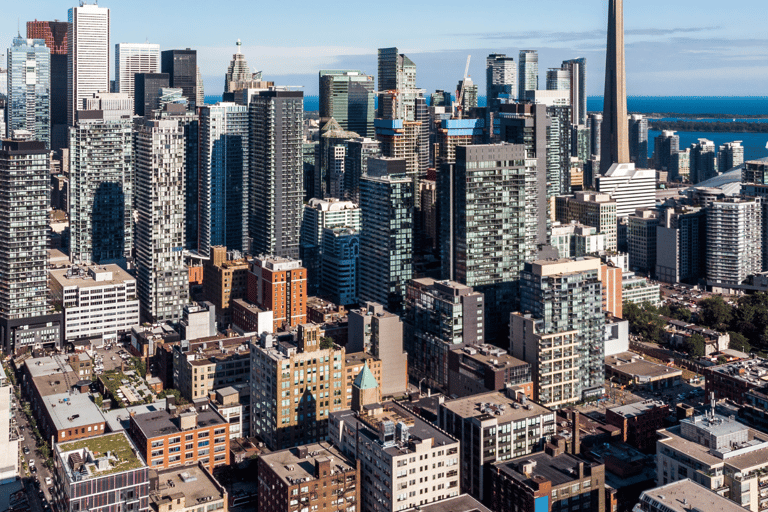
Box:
<box><xmin>49</xmin><ymin>264</ymin><xmax>140</xmax><ymax>343</ymax></box>
<box><xmin>597</xmin><ymin>162</ymin><xmax>656</xmax><ymax>218</ymax></box>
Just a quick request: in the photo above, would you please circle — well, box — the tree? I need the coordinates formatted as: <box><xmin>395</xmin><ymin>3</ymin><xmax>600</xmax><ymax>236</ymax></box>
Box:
<box><xmin>320</xmin><ymin>337</ymin><xmax>335</xmax><ymax>350</ymax></box>
<box><xmin>684</xmin><ymin>334</ymin><xmax>707</xmax><ymax>358</ymax></box>
<box><xmin>698</xmin><ymin>297</ymin><xmax>732</xmax><ymax>331</ymax></box>
<box><xmin>670</xmin><ymin>305</ymin><xmax>692</xmax><ymax>323</ymax></box>
<box><xmin>717</xmin><ymin>356</ymin><xmax>728</xmax><ymax>365</ymax></box>
<box><xmin>728</xmin><ymin>331</ymin><xmax>751</xmax><ymax>354</ymax></box>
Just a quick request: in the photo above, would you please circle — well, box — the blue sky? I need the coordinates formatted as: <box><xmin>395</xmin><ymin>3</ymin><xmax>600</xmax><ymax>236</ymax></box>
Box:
<box><xmin>3</xmin><ymin>0</ymin><xmax>767</xmax><ymax>97</ymax></box>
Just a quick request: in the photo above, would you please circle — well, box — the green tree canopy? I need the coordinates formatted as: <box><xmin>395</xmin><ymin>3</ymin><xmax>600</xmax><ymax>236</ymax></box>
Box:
<box><xmin>685</xmin><ymin>334</ymin><xmax>707</xmax><ymax>358</ymax></box>
<box><xmin>728</xmin><ymin>331</ymin><xmax>751</xmax><ymax>354</ymax></box>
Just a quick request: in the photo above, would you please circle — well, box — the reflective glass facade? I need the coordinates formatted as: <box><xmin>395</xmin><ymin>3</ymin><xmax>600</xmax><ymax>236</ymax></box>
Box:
<box><xmin>7</xmin><ymin>37</ymin><xmax>50</xmax><ymax>148</ymax></box>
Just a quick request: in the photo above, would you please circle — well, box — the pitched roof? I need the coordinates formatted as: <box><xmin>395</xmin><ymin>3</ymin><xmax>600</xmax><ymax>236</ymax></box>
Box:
<box><xmin>353</xmin><ymin>362</ymin><xmax>378</xmax><ymax>390</ymax></box>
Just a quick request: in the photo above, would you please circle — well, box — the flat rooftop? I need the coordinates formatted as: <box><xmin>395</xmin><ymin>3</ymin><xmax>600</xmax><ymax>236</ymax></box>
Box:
<box><xmin>132</xmin><ymin>408</ymin><xmax>227</xmax><ymax>439</ymax></box>
<box><xmin>150</xmin><ymin>464</ymin><xmax>225</xmax><ymax>509</ymax></box>
<box><xmin>454</xmin><ymin>344</ymin><xmax>530</xmax><ymax>370</ymax></box>
<box><xmin>26</xmin><ymin>356</ymin><xmax>74</xmax><ymax>378</ymax></box>
<box><xmin>496</xmin><ymin>451</ymin><xmax>597</xmax><ymax>488</ymax></box>
<box><xmin>260</xmin><ymin>442</ymin><xmax>355</xmax><ymax>485</ymax></box>
<box><xmin>102</xmin><ymin>401</ymin><xmax>168</xmax><ymax>432</ymax></box>
<box><xmin>402</xmin><ymin>494</ymin><xmax>492</xmax><ymax>512</ymax></box>
<box><xmin>442</xmin><ymin>391</ymin><xmax>552</xmax><ymax>423</ymax></box>
<box><xmin>709</xmin><ymin>358</ymin><xmax>768</xmax><ymax>386</ymax></box>
<box><xmin>608</xmin><ymin>400</ymin><xmax>667</xmax><ymax>419</ymax></box>
<box><xmin>44</xmin><ymin>392</ymin><xmax>104</xmax><ymax>432</ymax></box>
<box><xmin>50</xmin><ymin>264</ymin><xmax>135</xmax><ymax>288</ymax></box>
<box><xmin>639</xmin><ymin>479</ymin><xmax>746</xmax><ymax>512</ymax></box>
<box><xmin>57</xmin><ymin>432</ymin><xmax>146</xmax><ymax>481</ymax></box>
<box><xmin>606</xmin><ymin>352</ymin><xmax>683</xmax><ymax>379</ymax></box>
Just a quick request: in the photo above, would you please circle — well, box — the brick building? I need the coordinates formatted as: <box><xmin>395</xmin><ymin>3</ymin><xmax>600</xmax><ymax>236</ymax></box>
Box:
<box><xmin>605</xmin><ymin>400</ymin><xmax>669</xmax><ymax>453</ymax></box>
<box><xmin>203</xmin><ymin>246</ymin><xmax>250</xmax><ymax>328</ymax></box>
<box><xmin>704</xmin><ymin>358</ymin><xmax>768</xmax><ymax>405</ymax></box>
<box><xmin>247</xmin><ymin>255</ymin><xmax>307</xmax><ymax>332</ymax></box>
<box><xmin>447</xmin><ymin>344</ymin><xmax>532</xmax><ymax>398</ymax></box>
<box><xmin>41</xmin><ymin>391</ymin><xmax>105</xmax><ymax>444</ymax></box>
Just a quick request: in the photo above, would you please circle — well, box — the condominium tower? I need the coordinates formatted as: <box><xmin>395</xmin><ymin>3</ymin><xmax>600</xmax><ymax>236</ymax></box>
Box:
<box><xmin>7</xmin><ymin>37</ymin><xmax>50</xmax><ymax>147</ymax></box>
<box><xmin>319</xmin><ymin>70</ymin><xmax>375</xmax><ymax>137</ymax></box>
<box><xmin>67</xmin><ymin>2</ymin><xmax>110</xmax><ymax>126</ymax></box>
<box><xmin>26</xmin><ymin>21</ymin><xmax>67</xmax><ymax>152</ymax></box>
<box><xmin>486</xmin><ymin>53</ymin><xmax>516</xmax><ymax>111</ymax></box>
<box><xmin>114</xmin><ymin>42</ymin><xmax>160</xmax><ymax>101</ymax></box>
<box><xmin>562</xmin><ymin>58</ymin><xmax>587</xmax><ymax>125</ymax></box>
<box><xmin>517</xmin><ymin>50</ymin><xmax>538</xmax><ymax>101</ymax></box>
<box><xmin>706</xmin><ymin>197</ymin><xmax>762</xmax><ymax>287</ymax></box>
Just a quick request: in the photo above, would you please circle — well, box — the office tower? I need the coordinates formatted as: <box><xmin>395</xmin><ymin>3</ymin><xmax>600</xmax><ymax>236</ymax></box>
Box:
<box><xmin>358</xmin><ymin>158</ymin><xmax>413</xmax><ymax>312</ymax></box>
<box><xmin>224</xmin><ymin>39</ymin><xmax>251</xmax><ymax>93</ymax></box>
<box><xmin>133</xmin><ymin>72</ymin><xmax>169</xmax><ymax>117</ymax></box>
<box><xmin>628</xmin><ymin>208</ymin><xmax>659</xmax><ymax>274</ymax></box>
<box><xmin>67</xmin><ymin>3</ymin><xmax>110</xmax><ymax>127</ymax></box>
<box><xmin>249</xmin><ymin>90</ymin><xmax>304</xmax><ymax>259</ymax></box>
<box><xmin>319</xmin><ymin>70</ymin><xmax>375</xmax><ymax>137</ymax></box>
<box><xmin>316</xmin><ymin>118</ymin><xmax>359</xmax><ymax>199</ymax></box>
<box><xmin>344</xmin><ymin>137</ymin><xmax>380</xmax><ymax>203</ymax></box>
<box><xmin>320</xmin><ymin>228</ymin><xmax>359</xmax><ymax>306</ymax></box>
<box><xmin>689</xmin><ymin>138</ymin><xmax>718</xmax><ymax>183</ymax></box>
<box><xmin>457</xmin><ymin>77</ymin><xmax>478</xmax><ymax>109</ymax></box>
<box><xmin>404</xmin><ymin>279</ymin><xmax>485</xmax><ymax>390</ymax></box>
<box><xmin>655</xmin><ymin>205</ymin><xmax>706</xmax><ymax>284</ymax></box>
<box><xmin>653</xmin><ymin>130</ymin><xmax>679</xmax><ymax>171</ymax></box>
<box><xmin>0</xmin><ymin>140</ymin><xmax>61</xmax><ymax>354</ymax></box>
<box><xmin>27</xmin><ymin>21</ymin><xmax>67</xmax><ymax>152</ymax></box>
<box><xmin>431</xmin><ymin>89</ymin><xmax>452</xmax><ymax>107</ymax></box>
<box><xmin>555</xmin><ymin>192</ymin><xmax>618</xmax><ymax>251</ymax></box>
<box><xmin>161</xmin><ymin>49</ymin><xmax>197</xmax><ymax>109</ymax></box>
<box><xmin>511</xmin><ymin>257</ymin><xmax>605</xmax><ymax>407</ymax></box>
<box><xmin>517</xmin><ymin>50</ymin><xmax>538</xmax><ymax>100</ymax></box>
<box><xmin>546</xmin><ymin>67</ymin><xmax>570</xmax><ymax>91</ymax></box>
<box><xmin>597</xmin><ymin>163</ymin><xmax>656</xmax><ymax>217</ymax></box>
<box><xmin>718</xmin><ymin>141</ymin><xmax>744</xmax><ymax>172</ymax></box>
<box><xmin>347</xmin><ymin>302</ymin><xmax>408</xmax><ymax>397</ymax></box>
<box><xmin>486</xmin><ymin>53</ymin><xmax>516</xmax><ymax>110</ymax></box>
<box><xmin>114</xmin><ymin>42</ymin><xmax>160</xmax><ymax>101</ymax></box>
<box><xmin>563</xmin><ymin>57</ymin><xmax>587</xmax><ymax>125</ymax></box>
<box><xmin>196</xmin><ymin>66</ymin><xmax>204</xmax><ymax>106</ymax></box>
<box><xmin>706</xmin><ymin>197</ymin><xmax>762</xmax><ymax>286</ymax></box>
<box><xmin>601</xmin><ymin>0</ymin><xmax>630</xmax><ymax>174</ymax></box>
<box><xmin>7</xmin><ymin>37</ymin><xmax>50</xmax><ymax>148</ymax></box>
<box><xmin>250</xmin><ymin>329</ymin><xmax>347</xmax><ymax>449</ymax></box>
<box><xmin>628</xmin><ymin>114</ymin><xmax>648</xmax><ymax>167</ymax></box>
<box><xmin>69</xmin><ymin>93</ymin><xmax>133</xmax><ymax>264</ymax></box>
<box><xmin>247</xmin><ymin>256</ymin><xmax>307</xmax><ymax>332</ymax></box>
<box><xmin>134</xmin><ymin>118</ymin><xmax>188</xmax><ymax>323</ymax></box>
<box><xmin>496</xmin><ymin>103</ymin><xmax>550</xmax><ymax>243</ymax></box>
<box><xmin>198</xmin><ymin>102</ymin><xmax>249</xmax><ymax>257</ymax></box>
<box><xmin>300</xmin><ymin>198</ymin><xmax>361</xmax><ymax>297</ymax></box>
<box><xmin>377</xmin><ymin>47</ymin><xmax>417</xmax><ymax>120</ymax></box>
<box><xmin>440</xmin><ymin>144</ymin><xmax>537</xmax><ymax>342</ymax></box>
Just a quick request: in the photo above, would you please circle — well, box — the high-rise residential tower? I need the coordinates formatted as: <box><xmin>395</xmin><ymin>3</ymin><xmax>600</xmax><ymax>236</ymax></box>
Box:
<box><xmin>69</xmin><ymin>93</ymin><xmax>134</xmax><ymax>265</ymax></box>
<box><xmin>161</xmin><ymin>49</ymin><xmax>197</xmax><ymax>110</ymax></box>
<box><xmin>517</xmin><ymin>50</ymin><xmax>538</xmax><ymax>100</ymax></box>
<box><xmin>134</xmin><ymin>118</ymin><xmax>189</xmax><ymax>323</ymax></box>
<box><xmin>546</xmin><ymin>67</ymin><xmax>570</xmax><ymax>91</ymax></box>
<box><xmin>7</xmin><ymin>37</ymin><xmax>50</xmax><ymax>147</ymax></box>
<box><xmin>27</xmin><ymin>21</ymin><xmax>67</xmax><ymax>153</ymax></box>
<box><xmin>718</xmin><ymin>141</ymin><xmax>744</xmax><ymax>172</ymax></box>
<box><xmin>198</xmin><ymin>102</ymin><xmax>249</xmax><ymax>257</ymax></box>
<box><xmin>653</xmin><ymin>130</ymin><xmax>679</xmax><ymax>171</ymax></box>
<box><xmin>706</xmin><ymin>198</ymin><xmax>762</xmax><ymax>287</ymax></box>
<box><xmin>67</xmin><ymin>2</ymin><xmax>110</xmax><ymax>127</ymax></box>
<box><xmin>562</xmin><ymin>57</ymin><xmax>587</xmax><ymax>125</ymax></box>
<box><xmin>224</xmin><ymin>40</ymin><xmax>251</xmax><ymax>93</ymax></box>
<box><xmin>114</xmin><ymin>42</ymin><xmax>160</xmax><ymax>102</ymax></box>
<box><xmin>689</xmin><ymin>138</ymin><xmax>717</xmax><ymax>183</ymax></box>
<box><xmin>377</xmin><ymin>47</ymin><xmax>417</xmax><ymax>121</ymax></box>
<box><xmin>628</xmin><ymin>114</ymin><xmax>648</xmax><ymax>168</ymax></box>
<box><xmin>486</xmin><ymin>53</ymin><xmax>516</xmax><ymax>111</ymax></box>
<box><xmin>249</xmin><ymin>90</ymin><xmax>304</xmax><ymax>259</ymax></box>
<box><xmin>319</xmin><ymin>70</ymin><xmax>375</xmax><ymax>137</ymax></box>
<box><xmin>601</xmin><ymin>0</ymin><xmax>630</xmax><ymax>174</ymax></box>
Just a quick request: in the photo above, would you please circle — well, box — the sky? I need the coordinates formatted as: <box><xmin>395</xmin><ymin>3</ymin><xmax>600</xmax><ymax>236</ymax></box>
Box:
<box><xmin>2</xmin><ymin>0</ymin><xmax>767</xmax><ymax>98</ymax></box>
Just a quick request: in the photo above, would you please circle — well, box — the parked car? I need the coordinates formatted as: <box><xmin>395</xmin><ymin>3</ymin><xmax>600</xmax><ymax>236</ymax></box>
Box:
<box><xmin>45</xmin><ymin>476</ymin><xmax>52</xmax><ymax>486</ymax></box>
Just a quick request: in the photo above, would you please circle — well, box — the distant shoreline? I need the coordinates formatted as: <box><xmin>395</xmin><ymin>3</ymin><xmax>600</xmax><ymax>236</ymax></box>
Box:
<box><xmin>648</xmin><ymin>120</ymin><xmax>768</xmax><ymax>134</ymax></box>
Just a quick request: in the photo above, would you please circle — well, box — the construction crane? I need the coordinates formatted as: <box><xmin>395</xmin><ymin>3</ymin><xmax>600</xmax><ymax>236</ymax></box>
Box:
<box><xmin>454</xmin><ymin>55</ymin><xmax>471</xmax><ymax>119</ymax></box>
<box><xmin>373</xmin><ymin>88</ymin><xmax>425</xmax><ymax>120</ymax></box>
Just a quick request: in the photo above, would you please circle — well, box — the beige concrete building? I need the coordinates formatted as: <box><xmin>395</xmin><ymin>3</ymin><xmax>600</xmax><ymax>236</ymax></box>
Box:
<box><xmin>605</xmin><ymin>352</ymin><xmax>682</xmax><ymax>391</ymax></box>
<box><xmin>149</xmin><ymin>464</ymin><xmax>228</xmax><ymax>512</ymax></box>
<box><xmin>173</xmin><ymin>335</ymin><xmax>252</xmax><ymax>401</ymax></box>
<box><xmin>555</xmin><ymin>192</ymin><xmax>618</xmax><ymax>251</ymax></box>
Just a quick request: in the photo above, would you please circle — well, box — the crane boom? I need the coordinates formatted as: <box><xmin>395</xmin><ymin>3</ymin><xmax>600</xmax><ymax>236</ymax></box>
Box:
<box><xmin>456</xmin><ymin>55</ymin><xmax>471</xmax><ymax>119</ymax></box>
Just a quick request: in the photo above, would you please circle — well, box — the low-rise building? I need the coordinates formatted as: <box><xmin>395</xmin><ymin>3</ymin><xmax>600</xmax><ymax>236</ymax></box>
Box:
<box><xmin>605</xmin><ymin>400</ymin><xmax>669</xmax><ymax>453</ymax></box>
<box><xmin>41</xmin><ymin>391</ymin><xmax>106</xmax><ymax>444</ymax></box>
<box><xmin>0</xmin><ymin>365</ymin><xmax>19</xmax><ymax>484</ymax></box>
<box><xmin>209</xmin><ymin>386</ymin><xmax>247</xmax><ymax>439</ymax></box>
<box><xmin>438</xmin><ymin>389</ymin><xmax>555</xmax><ymax>501</ymax></box>
<box><xmin>148</xmin><ymin>464</ymin><xmax>228</xmax><ymax>512</ymax></box>
<box><xmin>605</xmin><ymin>352</ymin><xmax>682</xmax><ymax>391</ymax></box>
<box><xmin>621</xmin><ymin>271</ymin><xmax>661</xmax><ymax>306</ymax></box>
<box><xmin>247</xmin><ymin>255</ymin><xmax>307</xmax><ymax>332</ymax></box>
<box><xmin>662</xmin><ymin>317</ymin><xmax>729</xmax><ymax>356</ymax></box>
<box><xmin>447</xmin><ymin>344</ymin><xmax>532</xmax><ymax>398</ymax></box>
<box><xmin>634</xmin><ymin>479</ymin><xmax>748</xmax><ymax>512</ymax></box>
<box><xmin>129</xmin><ymin>403</ymin><xmax>230</xmax><ymax>473</ymax></box>
<box><xmin>54</xmin><ymin>432</ymin><xmax>150</xmax><ymax>512</ymax></box>
<box><xmin>401</xmin><ymin>495</ymin><xmax>491</xmax><ymax>512</ymax></box>
<box><xmin>306</xmin><ymin>297</ymin><xmax>347</xmax><ymax>325</ymax></box>
<box><xmin>705</xmin><ymin>358</ymin><xmax>768</xmax><ymax>405</ymax></box>
<box><xmin>257</xmin><ymin>443</ymin><xmax>360</xmax><ymax>512</ymax></box>
<box><xmin>231</xmin><ymin>298</ymin><xmax>273</xmax><ymax>335</ymax></box>
<box><xmin>178</xmin><ymin>302</ymin><xmax>217</xmax><ymax>341</ymax></box>
<box><xmin>49</xmin><ymin>264</ymin><xmax>140</xmax><ymax>344</ymax></box>
<box><xmin>173</xmin><ymin>335</ymin><xmax>252</xmax><ymax>401</ymax></box>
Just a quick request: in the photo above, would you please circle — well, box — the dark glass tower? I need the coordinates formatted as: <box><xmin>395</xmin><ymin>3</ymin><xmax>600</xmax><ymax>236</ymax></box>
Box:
<box><xmin>161</xmin><ymin>49</ymin><xmax>197</xmax><ymax>110</ymax></box>
<box><xmin>134</xmin><ymin>73</ymin><xmax>169</xmax><ymax>116</ymax></box>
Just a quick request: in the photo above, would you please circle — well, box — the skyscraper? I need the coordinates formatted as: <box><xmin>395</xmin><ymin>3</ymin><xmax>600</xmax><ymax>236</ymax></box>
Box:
<box><xmin>689</xmin><ymin>138</ymin><xmax>717</xmax><ymax>183</ymax></box>
<box><xmin>115</xmin><ymin>43</ymin><xmax>160</xmax><ymax>101</ymax></box>
<box><xmin>224</xmin><ymin>40</ymin><xmax>251</xmax><ymax>93</ymax></box>
<box><xmin>26</xmin><ymin>20</ymin><xmax>67</xmax><ymax>153</ymax></box>
<box><xmin>67</xmin><ymin>2</ymin><xmax>110</xmax><ymax>127</ymax></box>
<box><xmin>377</xmin><ymin>47</ymin><xmax>417</xmax><ymax>121</ymax></box>
<box><xmin>198</xmin><ymin>103</ymin><xmax>249</xmax><ymax>257</ymax></box>
<box><xmin>562</xmin><ymin>58</ymin><xmax>587</xmax><ymax>126</ymax></box>
<box><xmin>161</xmin><ymin>49</ymin><xmax>197</xmax><ymax>110</ymax></box>
<box><xmin>359</xmin><ymin>157</ymin><xmax>414</xmax><ymax>312</ymax></box>
<box><xmin>601</xmin><ymin>0</ymin><xmax>630</xmax><ymax>174</ymax></box>
<box><xmin>133</xmin><ymin>73</ymin><xmax>169</xmax><ymax>117</ymax></box>
<box><xmin>7</xmin><ymin>37</ymin><xmax>50</xmax><ymax>147</ymax></box>
<box><xmin>653</xmin><ymin>130</ymin><xmax>679</xmax><ymax>171</ymax></box>
<box><xmin>517</xmin><ymin>50</ymin><xmax>538</xmax><ymax>100</ymax></box>
<box><xmin>69</xmin><ymin>93</ymin><xmax>134</xmax><ymax>264</ymax></box>
<box><xmin>718</xmin><ymin>141</ymin><xmax>744</xmax><ymax>172</ymax></box>
<box><xmin>628</xmin><ymin>114</ymin><xmax>648</xmax><ymax>168</ymax></box>
<box><xmin>134</xmin><ymin>118</ymin><xmax>189</xmax><ymax>323</ymax></box>
<box><xmin>344</xmin><ymin>137</ymin><xmax>381</xmax><ymax>203</ymax></box>
<box><xmin>546</xmin><ymin>68</ymin><xmax>570</xmax><ymax>91</ymax></box>
<box><xmin>706</xmin><ymin>198</ymin><xmax>762</xmax><ymax>286</ymax></box>
<box><xmin>249</xmin><ymin>90</ymin><xmax>304</xmax><ymax>259</ymax></box>
<box><xmin>0</xmin><ymin>139</ymin><xmax>61</xmax><ymax>354</ymax></box>
<box><xmin>457</xmin><ymin>77</ymin><xmax>478</xmax><ymax>110</ymax></box>
<box><xmin>319</xmin><ymin>70</ymin><xmax>375</xmax><ymax>137</ymax></box>
<box><xmin>486</xmin><ymin>53</ymin><xmax>516</xmax><ymax>110</ymax></box>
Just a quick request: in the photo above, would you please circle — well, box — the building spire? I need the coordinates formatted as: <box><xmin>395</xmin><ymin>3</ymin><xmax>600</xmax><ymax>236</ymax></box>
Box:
<box><xmin>236</xmin><ymin>39</ymin><xmax>242</xmax><ymax>54</ymax></box>
<box><xmin>600</xmin><ymin>0</ymin><xmax>630</xmax><ymax>174</ymax></box>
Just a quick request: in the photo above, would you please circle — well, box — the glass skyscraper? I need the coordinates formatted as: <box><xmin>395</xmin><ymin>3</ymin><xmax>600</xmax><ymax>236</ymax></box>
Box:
<box><xmin>7</xmin><ymin>37</ymin><xmax>50</xmax><ymax>148</ymax></box>
<box><xmin>486</xmin><ymin>53</ymin><xmax>516</xmax><ymax>111</ymax></box>
<box><xmin>517</xmin><ymin>50</ymin><xmax>539</xmax><ymax>101</ymax></box>
<box><xmin>319</xmin><ymin>70</ymin><xmax>375</xmax><ymax>138</ymax></box>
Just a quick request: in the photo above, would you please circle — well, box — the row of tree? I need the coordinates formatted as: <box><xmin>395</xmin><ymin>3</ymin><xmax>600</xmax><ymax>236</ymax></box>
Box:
<box><xmin>649</xmin><ymin>120</ymin><xmax>768</xmax><ymax>133</ymax></box>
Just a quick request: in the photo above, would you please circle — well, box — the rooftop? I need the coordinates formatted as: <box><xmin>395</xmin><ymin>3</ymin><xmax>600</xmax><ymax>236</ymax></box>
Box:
<box><xmin>605</xmin><ymin>352</ymin><xmax>683</xmax><ymax>379</ymax></box>
<box><xmin>442</xmin><ymin>390</ymin><xmax>552</xmax><ymax>423</ymax></box>
<box><xmin>180</xmin><ymin>336</ymin><xmax>253</xmax><ymax>366</ymax></box>
<box><xmin>50</xmin><ymin>264</ymin><xmax>135</xmax><ymax>289</ymax></box>
<box><xmin>496</xmin><ymin>450</ymin><xmax>597</xmax><ymax>488</ymax></box>
<box><xmin>149</xmin><ymin>464</ymin><xmax>226</xmax><ymax>509</ymax></box>
<box><xmin>57</xmin><ymin>432</ymin><xmax>146</xmax><ymax>482</ymax></box>
<box><xmin>401</xmin><ymin>494</ymin><xmax>492</xmax><ymax>512</ymax></box>
<box><xmin>637</xmin><ymin>479</ymin><xmax>747</xmax><ymax>512</ymax></box>
<box><xmin>102</xmin><ymin>401</ymin><xmax>168</xmax><ymax>432</ymax></box>
<box><xmin>453</xmin><ymin>344</ymin><xmax>530</xmax><ymax>370</ymax></box>
<box><xmin>132</xmin><ymin>408</ymin><xmax>228</xmax><ymax>439</ymax></box>
<box><xmin>608</xmin><ymin>400</ymin><xmax>667</xmax><ymax>419</ymax></box>
<box><xmin>26</xmin><ymin>356</ymin><xmax>74</xmax><ymax>378</ymax></box>
<box><xmin>709</xmin><ymin>358</ymin><xmax>768</xmax><ymax>386</ymax></box>
<box><xmin>259</xmin><ymin>442</ymin><xmax>356</xmax><ymax>486</ymax></box>
<box><xmin>43</xmin><ymin>392</ymin><xmax>104</xmax><ymax>432</ymax></box>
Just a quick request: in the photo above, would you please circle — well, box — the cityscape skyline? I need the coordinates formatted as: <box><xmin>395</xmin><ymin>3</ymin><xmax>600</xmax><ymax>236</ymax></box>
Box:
<box><xmin>2</xmin><ymin>0</ymin><xmax>765</xmax><ymax>97</ymax></box>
